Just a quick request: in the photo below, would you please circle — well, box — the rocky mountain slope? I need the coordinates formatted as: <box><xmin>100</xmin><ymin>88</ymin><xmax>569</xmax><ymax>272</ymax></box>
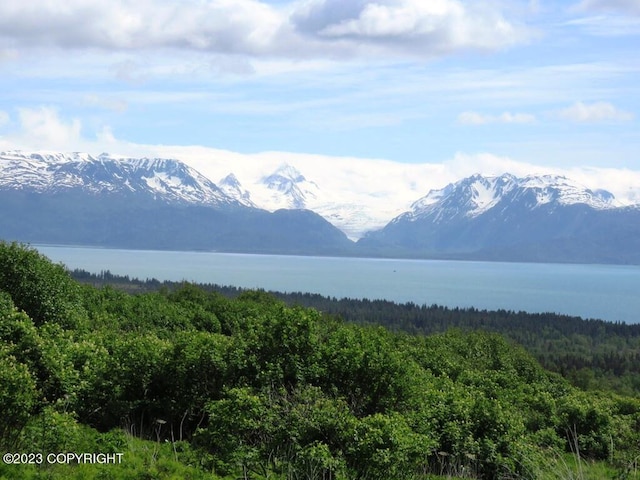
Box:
<box><xmin>358</xmin><ymin>173</ymin><xmax>640</xmax><ymax>263</ymax></box>
<box><xmin>0</xmin><ymin>151</ymin><xmax>353</xmax><ymax>254</ymax></box>
<box><xmin>0</xmin><ymin>150</ymin><xmax>239</xmax><ymax>206</ymax></box>
<box><xmin>3</xmin><ymin>151</ymin><xmax>640</xmax><ymax>263</ymax></box>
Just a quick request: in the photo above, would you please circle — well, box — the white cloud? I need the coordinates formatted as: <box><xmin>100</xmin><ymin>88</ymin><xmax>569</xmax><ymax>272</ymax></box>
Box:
<box><xmin>444</xmin><ymin>152</ymin><xmax>548</xmax><ymax>178</ymax></box>
<box><xmin>445</xmin><ymin>152</ymin><xmax>640</xmax><ymax>207</ymax></box>
<box><xmin>2</xmin><ymin>108</ymin><xmax>639</xmax><ymax>236</ymax></box>
<box><xmin>570</xmin><ymin>0</ymin><xmax>640</xmax><ymax>35</ymax></box>
<box><xmin>0</xmin><ymin>107</ymin><xmax>124</xmax><ymax>154</ymax></box>
<box><xmin>0</xmin><ymin>0</ymin><xmax>531</xmax><ymax>60</ymax></box>
<box><xmin>458</xmin><ymin>111</ymin><xmax>536</xmax><ymax>125</ymax></box>
<box><xmin>566</xmin><ymin>166</ymin><xmax>640</xmax><ymax>205</ymax></box>
<box><xmin>16</xmin><ymin>107</ymin><xmax>82</xmax><ymax>150</ymax></box>
<box><xmin>292</xmin><ymin>0</ymin><xmax>531</xmax><ymax>56</ymax></box>
<box><xmin>565</xmin><ymin>15</ymin><xmax>640</xmax><ymax>36</ymax></box>
<box><xmin>577</xmin><ymin>0</ymin><xmax>640</xmax><ymax>15</ymax></box>
<box><xmin>82</xmin><ymin>94</ymin><xmax>128</xmax><ymax>113</ymax></box>
<box><xmin>0</xmin><ymin>0</ymin><xmax>287</xmax><ymax>54</ymax></box>
<box><xmin>499</xmin><ymin>112</ymin><xmax>537</xmax><ymax>124</ymax></box>
<box><xmin>458</xmin><ymin>111</ymin><xmax>489</xmax><ymax>125</ymax></box>
<box><xmin>558</xmin><ymin>101</ymin><xmax>634</xmax><ymax>122</ymax></box>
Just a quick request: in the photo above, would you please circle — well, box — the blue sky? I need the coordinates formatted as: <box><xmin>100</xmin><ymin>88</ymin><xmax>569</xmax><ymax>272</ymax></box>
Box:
<box><xmin>0</xmin><ymin>0</ymin><xmax>638</xmax><ymax>177</ymax></box>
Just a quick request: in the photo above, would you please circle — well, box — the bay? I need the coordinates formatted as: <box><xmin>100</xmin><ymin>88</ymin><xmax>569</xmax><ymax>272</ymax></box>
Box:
<box><xmin>35</xmin><ymin>245</ymin><xmax>640</xmax><ymax>324</ymax></box>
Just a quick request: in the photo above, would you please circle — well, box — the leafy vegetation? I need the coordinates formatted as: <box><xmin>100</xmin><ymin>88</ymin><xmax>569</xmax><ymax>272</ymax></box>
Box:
<box><xmin>72</xmin><ymin>268</ymin><xmax>640</xmax><ymax>397</ymax></box>
<box><xmin>2</xmin><ymin>241</ymin><xmax>640</xmax><ymax>479</ymax></box>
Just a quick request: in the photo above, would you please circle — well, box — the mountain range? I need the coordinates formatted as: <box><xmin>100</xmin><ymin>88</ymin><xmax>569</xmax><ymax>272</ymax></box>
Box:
<box><xmin>1</xmin><ymin>150</ymin><xmax>639</xmax><ymax>264</ymax></box>
<box><xmin>0</xmin><ymin>151</ymin><xmax>353</xmax><ymax>254</ymax></box>
<box><xmin>359</xmin><ymin>173</ymin><xmax>640</xmax><ymax>263</ymax></box>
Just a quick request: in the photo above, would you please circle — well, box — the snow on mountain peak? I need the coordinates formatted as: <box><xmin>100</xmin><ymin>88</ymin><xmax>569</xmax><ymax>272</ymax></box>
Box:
<box><xmin>220</xmin><ymin>173</ymin><xmax>241</xmax><ymax>188</ymax></box>
<box><xmin>279</xmin><ymin>164</ymin><xmax>305</xmax><ymax>182</ymax></box>
<box><xmin>0</xmin><ymin>150</ymin><xmax>239</xmax><ymax>207</ymax></box>
<box><xmin>256</xmin><ymin>163</ymin><xmax>319</xmax><ymax>209</ymax></box>
<box><xmin>407</xmin><ymin>173</ymin><xmax>516</xmax><ymax>221</ymax></box>
<box><xmin>463</xmin><ymin>173</ymin><xmax>517</xmax><ymax>215</ymax></box>
<box><xmin>261</xmin><ymin>163</ymin><xmax>309</xmax><ymax>191</ymax></box>
<box><xmin>0</xmin><ymin>150</ymin><xmax>96</xmax><ymax>164</ymax></box>
<box><xmin>219</xmin><ymin>173</ymin><xmax>255</xmax><ymax>207</ymax></box>
<box><xmin>404</xmin><ymin>173</ymin><xmax>617</xmax><ymax>223</ymax></box>
<box><xmin>3</xmin><ymin>150</ymin><xmax>633</xmax><ymax>242</ymax></box>
<box><xmin>518</xmin><ymin>174</ymin><xmax>618</xmax><ymax>209</ymax></box>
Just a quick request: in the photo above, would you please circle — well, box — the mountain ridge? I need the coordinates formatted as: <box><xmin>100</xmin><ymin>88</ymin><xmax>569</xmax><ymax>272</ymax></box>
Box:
<box><xmin>0</xmin><ymin>150</ymin><xmax>240</xmax><ymax>207</ymax></box>
<box><xmin>402</xmin><ymin>172</ymin><xmax>619</xmax><ymax>224</ymax></box>
<box><xmin>0</xmin><ymin>151</ymin><xmax>353</xmax><ymax>255</ymax></box>
<box><xmin>2</xmin><ymin>150</ymin><xmax>640</xmax><ymax>264</ymax></box>
<box><xmin>359</xmin><ymin>172</ymin><xmax>640</xmax><ymax>264</ymax></box>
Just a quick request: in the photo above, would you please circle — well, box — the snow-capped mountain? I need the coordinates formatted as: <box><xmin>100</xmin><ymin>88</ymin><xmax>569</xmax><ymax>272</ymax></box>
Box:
<box><xmin>218</xmin><ymin>173</ymin><xmax>256</xmax><ymax>207</ymax></box>
<box><xmin>238</xmin><ymin>162</ymin><xmax>402</xmax><ymax>240</ymax></box>
<box><xmin>3</xmin><ymin>150</ymin><xmax>640</xmax><ymax>263</ymax></box>
<box><xmin>0</xmin><ymin>150</ymin><xmax>238</xmax><ymax>207</ymax></box>
<box><xmin>0</xmin><ymin>151</ymin><xmax>353</xmax><ymax>254</ymax></box>
<box><xmin>403</xmin><ymin>173</ymin><xmax>617</xmax><ymax>223</ymax></box>
<box><xmin>359</xmin><ymin>173</ymin><xmax>640</xmax><ymax>264</ymax></box>
<box><xmin>251</xmin><ymin>163</ymin><xmax>320</xmax><ymax>210</ymax></box>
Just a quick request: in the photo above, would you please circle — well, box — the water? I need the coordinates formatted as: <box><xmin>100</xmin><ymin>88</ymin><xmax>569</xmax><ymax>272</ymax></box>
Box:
<box><xmin>35</xmin><ymin>245</ymin><xmax>640</xmax><ymax>324</ymax></box>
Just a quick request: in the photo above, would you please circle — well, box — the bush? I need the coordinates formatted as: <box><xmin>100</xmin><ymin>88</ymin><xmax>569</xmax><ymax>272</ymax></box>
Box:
<box><xmin>0</xmin><ymin>242</ymin><xmax>85</xmax><ymax>329</ymax></box>
<box><xmin>0</xmin><ymin>346</ymin><xmax>38</xmax><ymax>449</ymax></box>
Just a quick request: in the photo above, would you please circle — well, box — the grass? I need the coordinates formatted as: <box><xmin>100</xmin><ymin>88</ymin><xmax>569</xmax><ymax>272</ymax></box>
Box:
<box><xmin>0</xmin><ymin>434</ymin><xmax>222</xmax><ymax>480</ymax></box>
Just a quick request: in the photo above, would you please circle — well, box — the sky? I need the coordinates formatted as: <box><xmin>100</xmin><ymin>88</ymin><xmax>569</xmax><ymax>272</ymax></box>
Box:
<box><xmin>0</xmin><ymin>0</ymin><xmax>639</xmax><ymax>201</ymax></box>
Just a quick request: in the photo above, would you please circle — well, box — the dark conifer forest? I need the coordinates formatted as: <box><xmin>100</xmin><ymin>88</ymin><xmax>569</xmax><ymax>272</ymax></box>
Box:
<box><xmin>2</xmin><ymin>241</ymin><xmax>640</xmax><ymax>479</ymax></box>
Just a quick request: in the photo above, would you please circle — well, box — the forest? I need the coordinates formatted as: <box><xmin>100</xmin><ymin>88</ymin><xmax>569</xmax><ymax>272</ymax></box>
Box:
<box><xmin>2</xmin><ymin>241</ymin><xmax>640</xmax><ymax>479</ymax></box>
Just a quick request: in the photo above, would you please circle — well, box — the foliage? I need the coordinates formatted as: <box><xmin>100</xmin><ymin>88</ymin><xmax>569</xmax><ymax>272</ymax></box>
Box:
<box><xmin>2</xmin><ymin>244</ymin><xmax>640</xmax><ymax>479</ymax></box>
<box><xmin>71</xmin><ymin>267</ymin><xmax>640</xmax><ymax>397</ymax></box>
<box><xmin>0</xmin><ymin>242</ymin><xmax>85</xmax><ymax>329</ymax></box>
<box><xmin>0</xmin><ymin>345</ymin><xmax>38</xmax><ymax>448</ymax></box>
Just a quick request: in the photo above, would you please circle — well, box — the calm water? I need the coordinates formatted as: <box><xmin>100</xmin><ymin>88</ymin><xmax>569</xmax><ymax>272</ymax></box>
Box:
<box><xmin>35</xmin><ymin>245</ymin><xmax>640</xmax><ymax>324</ymax></box>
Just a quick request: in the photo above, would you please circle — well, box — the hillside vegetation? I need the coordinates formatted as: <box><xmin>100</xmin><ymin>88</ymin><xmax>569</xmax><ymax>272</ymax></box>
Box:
<box><xmin>2</xmin><ymin>241</ymin><xmax>640</xmax><ymax>479</ymax></box>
